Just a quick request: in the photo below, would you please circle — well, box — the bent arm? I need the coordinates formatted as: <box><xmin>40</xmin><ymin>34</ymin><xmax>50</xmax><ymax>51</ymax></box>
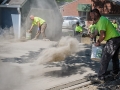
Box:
<box><xmin>98</xmin><ymin>30</ymin><xmax>105</xmax><ymax>42</ymax></box>
<box><xmin>29</xmin><ymin>25</ymin><xmax>34</xmax><ymax>32</ymax></box>
<box><xmin>37</xmin><ymin>22</ymin><xmax>41</xmax><ymax>30</ymax></box>
<box><xmin>38</xmin><ymin>22</ymin><xmax>40</xmax><ymax>26</ymax></box>
<box><xmin>95</xmin><ymin>30</ymin><xmax>105</xmax><ymax>46</ymax></box>
<box><xmin>116</xmin><ymin>24</ymin><xmax>118</xmax><ymax>30</ymax></box>
<box><xmin>88</xmin><ymin>28</ymin><xmax>90</xmax><ymax>34</ymax></box>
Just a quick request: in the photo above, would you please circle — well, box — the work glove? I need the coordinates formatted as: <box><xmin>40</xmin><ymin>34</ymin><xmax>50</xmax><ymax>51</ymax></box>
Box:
<box><xmin>38</xmin><ymin>27</ymin><xmax>41</xmax><ymax>31</ymax></box>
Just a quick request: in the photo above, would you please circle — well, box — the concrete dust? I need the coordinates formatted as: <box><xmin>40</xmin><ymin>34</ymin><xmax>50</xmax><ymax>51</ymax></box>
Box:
<box><xmin>0</xmin><ymin>27</ymin><xmax>14</xmax><ymax>41</ymax></box>
<box><xmin>0</xmin><ymin>61</ymin><xmax>45</xmax><ymax>90</ymax></box>
<box><xmin>35</xmin><ymin>36</ymin><xmax>79</xmax><ymax>64</ymax></box>
<box><xmin>0</xmin><ymin>61</ymin><xmax>25</xmax><ymax>90</ymax></box>
<box><xmin>0</xmin><ymin>0</ymin><xmax>87</xmax><ymax>90</ymax></box>
<box><xmin>0</xmin><ymin>36</ymin><xmax>79</xmax><ymax>90</ymax></box>
<box><xmin>0</xmin><ymin>36</ymin><xmax>95</xmax><ymax>90</ymax></box>
<box><xmin>0</xmin><ymin>27</ymin><xmax>28</xmax><ymax>43</ymax></box>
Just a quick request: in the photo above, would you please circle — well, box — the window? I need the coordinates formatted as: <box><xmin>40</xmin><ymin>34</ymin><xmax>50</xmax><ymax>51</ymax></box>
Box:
<box><xmin>78</xmin><ymin>11</ymin><xmax>87</xmax><ymax>20</ymax></box>
<box><xmin>81</xmin><ymin>11</ymin><xmax>87</xmax><ymax>17</ymax></box>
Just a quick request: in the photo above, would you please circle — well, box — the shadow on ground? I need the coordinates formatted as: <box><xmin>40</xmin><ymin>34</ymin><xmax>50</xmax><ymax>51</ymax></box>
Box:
<box><xmin>43</xmin><ymin>44</ymin><xmax>100</xmax><ymax>77</ymax></box>
<box><xmin>1</xmin><ymin>48</ymin><xmax>44</xmax><ymax>63</ymax></box>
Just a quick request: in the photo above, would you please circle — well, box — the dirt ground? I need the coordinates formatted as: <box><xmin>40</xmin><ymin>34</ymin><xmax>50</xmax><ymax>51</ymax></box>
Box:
<box><xmin>0</xmin><ymin>35</ymin><xmax>117</xmax><ymax>90</ymax></box>
<box><xmin>81</xmin><ymin>36</ymin><xmax>106</xmax><ymax>44</ymax></box>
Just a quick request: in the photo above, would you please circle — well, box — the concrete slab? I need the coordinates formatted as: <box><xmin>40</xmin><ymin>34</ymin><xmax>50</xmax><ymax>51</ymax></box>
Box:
<box><xmin>0</xmin><ymin>40</ymin><xmax>56</xmax><ymax>58</ymax></box>
<box><xmin>0</xmin><ymin>37</ymin><xmax>117</xmax><ymax>90</ymax></box>
<box><xmin>0</xmin><ymin>39</ymin><xmax>100</xmax><ymax>90</ymax></box>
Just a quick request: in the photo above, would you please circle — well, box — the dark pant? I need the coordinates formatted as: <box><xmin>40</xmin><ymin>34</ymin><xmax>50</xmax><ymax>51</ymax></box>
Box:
<box><xmin>90</xmin><ymin>32</ymin><xmax>98</xmax><ymax>42</ymax></box>
<box><xmin>98</xmin><ymin>37</ymin><xmax>120</xmax><ymax>77</ymax></box>
<box><xmin>91</xmin><ymin>36</ymin><xmax>96</xmax><ymax>42</ymax></box>
<box><xmin>75</xmin><ymin>31</ymin><xmax>80</xmax><ymax>35</ymax></box>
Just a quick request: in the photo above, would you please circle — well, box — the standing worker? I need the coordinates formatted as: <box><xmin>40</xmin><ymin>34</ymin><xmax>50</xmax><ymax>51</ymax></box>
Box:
<box><xmin>112</xmin><ymin>20</ymin><xmax>118</xmax><ymax>30</ymax></box>
<box><xmin>89</xmin><ymin>8</ymin><xmax>120</xmax><ymax>83</ymax></box>
<box><xmin>75</xmin><ymin>22</ymin><xmax>83</xmax><ymax>42</ymax></box>
<box><xmin>75</xmin><ymin>22</ymin><xmax>83</xmax><ymax>34</ymax></box>
<box><xmin>88</xmin><ymin>23</ymin><xmax>97</xmax><ymax>43</ymax></box>
<box><xmin>28</xmin><ymin>15</ymin><xmax>47</xmax><ymax>40</ymax></box>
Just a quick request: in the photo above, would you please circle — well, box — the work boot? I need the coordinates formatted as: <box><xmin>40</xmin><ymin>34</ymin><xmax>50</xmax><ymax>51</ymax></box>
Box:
<box><xmin>88</xmin><ymin>75</ymin><xmax>105</xmax><ymax>84</ymax></box>
<box><xmin>110</xmin><ymin>71</ymin><xmax>120</xmax><ymax>79</ymax></box>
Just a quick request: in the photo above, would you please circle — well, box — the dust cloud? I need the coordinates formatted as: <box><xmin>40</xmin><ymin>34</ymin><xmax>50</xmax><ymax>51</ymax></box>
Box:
<box><xmin>0</xmin><ymin>61</ymin><xmax>25</xmax><ymax>90</ymax></box>
<box><xmin>0</xmin><ymin>0</ymin><xmax>77</xmax><ymax>90</ymax></box>
<box><xmin>0</xmin><ymin>27</ymin><xmax>14</xmax><ymax>41</ymax></box>
<box><xmin>0</xmin><ymin>36</ymin><xmax>80</xmax><ymax>90</ymax></box>
<box><xmin>0</xmin><ymin>27</ymin><xmax>27</xmax><ymax>42</ymax></box>
<box><xmin>24</xmin><ymin>0</ymin><xmax>63</xmax><ymax>40</ymax></box>
<box><xmin>35</xmin><ymin>36</ymin><xmax>79</xmax><ymax>64</ymax></box>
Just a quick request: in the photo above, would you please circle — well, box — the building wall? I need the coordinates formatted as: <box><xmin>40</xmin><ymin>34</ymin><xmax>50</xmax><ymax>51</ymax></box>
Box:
<box><xmin>0</xmin><ymin>0</ymin><xmax>31</xmax><ymax>39</ymax></box>
<box><xmin>1</xmin><ymin>8</ymin><xmax>18</xmax><ymax>29</ymax></box>
<box><xmin>0</xmin><ymin>7</ymin><xmax>23</xmax><ymax>38</ymax></box>
<box><xmin>0</xmin><ymin>8</ymin><xmax>1</xmax><ymax>28</ymax></box>
<box><xmin>21</xmin><ymin>0</ymin><xmax>31</xmax><ymax>36</ymax></box>
<box><xmin>21</xmin><ymin>0</ymin><xmax>30</xmax><ymax>25</ymax></box>
<box><xmin>61</xmin><ymin>0</ymin><xmax>92</xmax><ymax>16</ymax></box>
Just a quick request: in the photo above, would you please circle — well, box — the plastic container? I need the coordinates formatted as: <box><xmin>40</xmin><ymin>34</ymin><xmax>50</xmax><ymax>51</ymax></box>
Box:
<box><xmin>91</xmin><ymin>44</ymin><xmax>103</xmax><ymax>61</ymax></box>
<box><xmin>26</xmin><ymin>32</ymin><xmax>31</xmax><ymax>40</ymax></box>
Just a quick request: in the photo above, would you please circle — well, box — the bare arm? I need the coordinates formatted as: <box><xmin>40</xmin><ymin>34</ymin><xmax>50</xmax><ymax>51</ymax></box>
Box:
<box><xmin>37</xmin><ymin>22</ymin><xmax>40</xmax><ymax>27</ymax></box>
<box><xmin>90</xmin><ymin>29</ymin><xmax>99</xmax><ymax>38</ymax></box>
<box><xmin>35</xmin><ymin>22</ymin><xmax>41</xmax><ymax>35</ymax></box>
<box><xmin>116</xmin><ymin>24</ymin><xmax>118</xmax><ymax>30</ymax></box>
<box><xmin>88</xmin><ymin>28</ymin><xmax>90</xmax><ymax>34</ymax></box>
<box><xmin>28</xmin><ymin>25</ymin><xmax>34</xmax><ymax>32</ymax></box>
<box><xmin>95</xmin><ymin>30</ymin><xmax>106</xmax><ymax>46</ymax></box>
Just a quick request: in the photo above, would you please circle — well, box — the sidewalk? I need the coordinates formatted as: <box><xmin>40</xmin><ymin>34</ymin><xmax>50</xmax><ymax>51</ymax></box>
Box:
<box><xmin>0</xmin><ymin>38</ymin><xmax>101</xmax><ymax>90</ymax></box>
<box><xmin>1</xmin><ymin>33</ymin><xmax>117</xmax><ymax>90</ymax></box>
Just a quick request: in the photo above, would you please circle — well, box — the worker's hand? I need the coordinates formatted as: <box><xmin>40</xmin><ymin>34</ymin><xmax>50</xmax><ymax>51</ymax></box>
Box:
<box><xmin>87</xmin><ymin>32</ymin><xmax>90</xmax><ymax>35</ymax></box>
<box><xmin>95</xmin><ymin>42</ymin><xmax>100</xmax><ymax>46</ymax></box>
<box><xmin>38</xmin><ymin>27</ymin><xmax>41</xmax><ymax>31</ymax></box>
<box><xmin>80</xmin><ymin>32</ymin><xmax>82</xmax><ymax>34</ymax></box>
<box><xmin>90</xmin><ymin>34</ymin><xmax>93</xmax><ymax>38</ymax></box>
<box><xmin>28</xmin><ymin>30</ymin><xmax>32</xmax><ymax>33</ymax></box>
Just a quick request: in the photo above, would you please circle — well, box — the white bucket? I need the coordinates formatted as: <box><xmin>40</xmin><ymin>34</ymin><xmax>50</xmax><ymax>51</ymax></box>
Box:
<box><xmin>26</xmin><ymin>32</ymin><xmax>31</xmax><ymax>40</ymax></box>
<box><xmin>91</xmin><ymin>44</ymin><xmax>103</xmax><ymax>61</ymax></box>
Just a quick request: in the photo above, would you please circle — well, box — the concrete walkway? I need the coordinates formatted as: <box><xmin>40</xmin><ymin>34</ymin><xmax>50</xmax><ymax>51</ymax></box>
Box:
<box><xmin>0</xmin><ymin>39</ymin><xmax>101</xmax><ymax>90</ymax></box>
<box><xmin>0</xmin><ymin>22</ymin><xmax>119</xmax><ymax>90</ymax></box>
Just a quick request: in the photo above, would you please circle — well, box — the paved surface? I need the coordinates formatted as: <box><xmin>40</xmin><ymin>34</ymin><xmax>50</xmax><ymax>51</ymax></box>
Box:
<box><xmin>0</xmin><ymin>29</ymin><xmax>115</xmax><ymax>90</ymax></box>
<box><xmin>0</xmin><ymin>40</ymin><xmax>98</xmax><ymax>90</ymax></box>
